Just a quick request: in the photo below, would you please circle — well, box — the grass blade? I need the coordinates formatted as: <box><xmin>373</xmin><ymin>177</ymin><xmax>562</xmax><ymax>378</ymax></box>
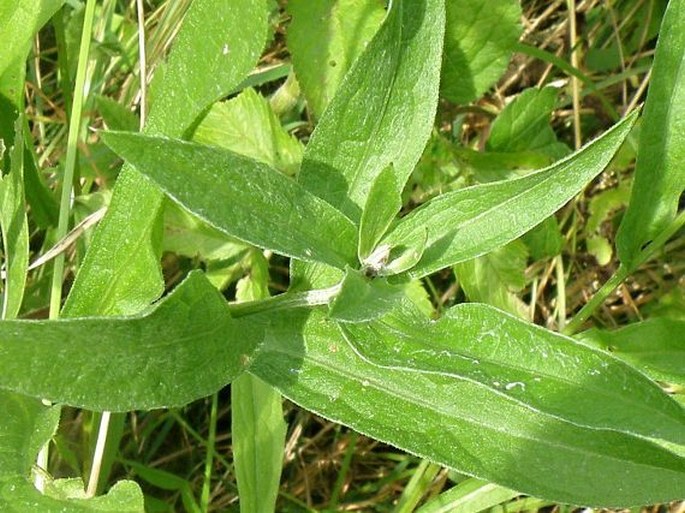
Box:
<box><xmin>232</xmin><ymin>251</ymin><xmax>286</xmax><ymax>513</ymax></box>
<box><xmin>0</xmin><ymin>118</ymin><xmax>29</xmax><ymax>319</ymax></box>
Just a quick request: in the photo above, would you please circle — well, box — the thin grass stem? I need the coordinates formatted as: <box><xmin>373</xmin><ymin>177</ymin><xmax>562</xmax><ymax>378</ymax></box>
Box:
<box><xmin>86</xmin><ymin>412</ymin><xmax>111</xmax><ymax>497</ymax></box>
<box><xmin>201</xmin><ymin>393</ymin><xmax>219</xmax><ymax>512</ymax></box>
<box><xmin>564</xmin><ymin>211</ymin><xmax>685</xmax><ymax>335</ymax></box>
<box><xmin>48</xmin><ymin>0</ymin><xmax>97</xmax><ymax>320</ymax></box>
<box><xmin>38</xmin><ymin>0</ymin><xmax>97</xmax><ymax>494</ymax></box>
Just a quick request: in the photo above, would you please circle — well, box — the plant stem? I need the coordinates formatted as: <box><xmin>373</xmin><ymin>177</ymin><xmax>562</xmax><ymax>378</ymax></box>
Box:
<box><xmin>562</xmin><ymin>264</ymin><xmax>629</xmax><ymax>336</ymax></box>
<box><xmin>328</xmin><ymin>431</ymin><xmax>358</xmax><ymax>508</ymax></box>
<box><xmin>555</xmin><ymin>256</ymin><xmax>567</xmax><ymax>331</ymax></box>
<box><xmin>228</xmin><ymin>283</ymin><xmax>341</xmax><ymax>318</ymax></box>
<box><xmin>48</xmin><ymin>0</ymin><xmax>97</xmax><ymax>319</ymax></box>
<box><xmin>135</xmin><ymin>0</ymin><xmax>148</xmax><ymax>129</ymax></box>
<box><xmin>566</xmin><ymin>0</ymin><xmax>582</xmax><ymax>150</ymax></box>
<box><xmin>38</xmin><ymin>0</ymin><xmax>97</xmax><ymax>494</ymax></box>
<box><xmin>201</xmin><ymin>393</ymin><xmax>219</xmax><ymax>512</ymax></box>
<box><xmin>86</xmin><ymin>412</ymin><xmax>111</xmax><ymax>497</ymax></box>
<box><xmin>564</xmin><ymin>211</ymin><xmax>685</xmax><ymax>335</ymax></box>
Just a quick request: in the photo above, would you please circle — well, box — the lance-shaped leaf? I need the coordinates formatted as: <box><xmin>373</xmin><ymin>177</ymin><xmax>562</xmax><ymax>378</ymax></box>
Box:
<box><xmin>0</xmin><ymin>272</ymin><xmax>261</xmax><ymax>411</ymax></box>
<box><xmin>578</xmin><ymin>318</ymin><xmax>685</xmax><ymax>387</ymax></box>
<box><xmin>340</xmin><ymin>302</ymin><xmax>685</xmax><ymax>445</ymax></box>
<box><xmin>248</xmin><ymin>309</ymin><xmax>685</xmax><ymax>507</ymax></box>
<box><xmin>0</xmin><ymin>118</ymin><xmax>29</xmax><ymax>319</ymax></box>
<box><xmin>358</xmin><ymin>163</ymin><xmax>401</xmax><ymax>261</ymax></box>
<box><xmin>298</xmin><ymin>0</ymin><xmax>445</xmax><ymax>223</ymax></box>
<box><xmin>416</xmin><ymin>478</ymin><xmax>519</xmax><ymax>513</ymax></box>
<box><xmin>232</xmin><ymin>251</ymin><xmax>285</xmax><ymax>513</ymax></box>
<box><xmin>0</xmin><ymin>0</ymin><xmax>65</xmax><ymax>76</ymax></box>
<box><xmin>0</xmin><ymin>390</ymin><xmax>144</xmax><ymax>512</ymax></box>
<box><xmin>382</xmin><ymin>112</ymin><xmax>637</xmax><ymax>279</ymax></box>
<box><xmin>102</xmin><ymin>132</ymin><xmax>358</xmax><ymax>269</ymax></box>
<box><xmin>64</xmin><ymin>0</ymin><xmax>268</xmax><ymax>316</ymax></box>
<box><xmin>287</xmin><ymin>0</ymin><xmax>385</xmax><ymax>119</ymax></box>
<box><xmin>616</xmin><ymin>0</ymin><xmax>685</xmax><ymax>268</ymax></box>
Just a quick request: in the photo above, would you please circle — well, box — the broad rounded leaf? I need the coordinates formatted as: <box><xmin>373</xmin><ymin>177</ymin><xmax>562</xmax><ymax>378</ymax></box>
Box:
<box><xmin>578</xmin><ymin>318</ymin><xmax>685</xmax><ymax>386</ymax></box>
<box><xmin>0</xmin><ymin>390</ymin><xmax>144</xmax><ymax>512</ymax></box>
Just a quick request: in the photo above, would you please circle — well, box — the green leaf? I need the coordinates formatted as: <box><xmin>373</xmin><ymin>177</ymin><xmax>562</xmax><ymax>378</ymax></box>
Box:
<box><xmin>232</xmin><ymin>251</ymin><xmax>286</xmax><ymax>513</ymax></box>
<box><xmin>63</xmin><ymin>0</ymin><xmax>268</xmax><ymax>317</ymax></box>
<box><xmin>0</xmin><ymin>39</ymin><xmax>59</xmax><ymax>228</ymax></box>
<box><xmin>232</xmin><ymin>376</ymin><xmax>285</xmax><ymax>513</ymax></box>
<box><xmin>249</xmin><ymin>309</ymin><xmax>685</xmax><ymax>507</ymax></box>
<box><xmin>521</xmin><ymin>217</ymin><xmax>563</xmax><ymax>260</ymax></box>
<box><xmin>0</xmin><ymin>118</ymin><xmax>29</xmax><ymax>319</ymax></box>
<box><xmin>441</xmin><ymin>0</ymin><xmax>521</xmax><ymax>104</ymax></box>
<box><xmin>382</xmin><ymin>112</ymin><xmax>638</xmax><ymax>279</ymax></box>
<box><xmin>584</xmin><ymin>180</ymin><xmax>631</xmax><ymax>265</ymax></box>
<box><xmin>102</xmin><ymin>132</ymin><xmax>358</xmax><ymax>269</ymax></box>
<box><xmin>0</xmin><ymin>272</ymin><xmax>261</xmax><ymax>411</ymax></box>
<box><xmin>287</xmin><ymin>0</ymin><xmax>385</xmax><ymax>118</ymax></box>
<box><xmin>416</xmin><ymin>478</ymin><xmax>519</xmax><ymax>513</ymax></box>
<box><xmin>193</xmin><ymin>88</ymin><xmax>303</xmax><ymax>176</ymax></box>
<box><xmin>341</xmin><ymin>302</ymin><xmax>685</xmax><ymax>445</ymax></box>
<box><xmin>486</xmin><ymin>87</ymin><xmax>569</xmax><ymax>161</ymax></box>
<box><xmin>95</xmin><ymin>95</ymin><xmax>139</xmax><ymax>132</ymax></box>
<box><xmin>454</xmin><ymin>240</ymin><xmax>529</xmax><ymax>318</ymax></box>
<box><xmin>358</xmin><ymin>164</ymin><xmax>401</xmax><ymax>261</ymax></box>
<box><xmin>121</xmin><ymin>461</ymin><xmax>199</xmax><ymax>512</ymax></box>
<box><xmin>0</xmin><ymin>0</ymin><xmax>65</xmax><ymax>77</ymax></box>
<box><xmin>298</xmin><ymin>0</ymin><xmax>445</xmax><ymax>223</ymax></box>
<box><xmin>616</xmin><ymin>0</ymin><xmax>685</xmax><ymax>268</ymax></box>
<box><xmin>328</xmin><ymin>268</ymin><xmax>405</xmax><ymax>323</ymax></box>
<box><xmin>162</xmin><ymin>200</ymin><xmax>248</xmax><ymax>262</ymax></box>
<box><xmin>577</xmin><ymin>318</ymin><xmax>685</xmax><ymax>386</ymax></box>
<box><xmin>0</xmin><ymin>390</ymin><xmax>144</xmax><ymax>512</ymax></box>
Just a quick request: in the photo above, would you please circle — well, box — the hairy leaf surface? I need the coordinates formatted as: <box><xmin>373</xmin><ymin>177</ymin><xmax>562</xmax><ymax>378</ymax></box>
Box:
<box><xmin>287</xmin><ymin>0</ymin><xmax>385</xmax><ymax>118</ymax></box>
<box><xmin>0</xmin><ymin>0</ymin><xmax>64</xmax><ymax>77</ymax></box>
<box><xmin>617</xmin><ymin>0</ymin><xmax>685</xmax><ymax>267</ymax></box>
<box><xmin>0</xmin><ymin>273</ymin><xmax>261</xmax><ymax>411</ymax></box>
<box><xmin>103</xmin><ymin>132</ymin><xmax>358</xmax><ymax>269</ymax></box>
<box><xmin>382</xmin><ymin>112</ymin><xmax>637</xmax><ymax>279</ymax></box>
<box><xmin>64</xmin><ymin>0</ymin><xmax>268</xmax><ymax>316</ymax></box>
<box><xmin>298</xmin><ymin>0</ymin><xmax>445</xmax><ymax>223</ymax></box>
<box><xmin>249</xmin><ymin>309</ymin><xmax>685</xmax><ymax>507</ymax></box>
<box><xmin>0</xmin><ymin>390</ymin><xmax>144</xmax><ymax>512</ymax></box>
<box><xmin>578</xmin><ymin>318</ymin><xmax>685</xmax><ymax>386</ymax></box>
<box><xmin>341</xmin><ymin>302</ymin><xmax>685</xmax><ymax>445</ymax></box>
